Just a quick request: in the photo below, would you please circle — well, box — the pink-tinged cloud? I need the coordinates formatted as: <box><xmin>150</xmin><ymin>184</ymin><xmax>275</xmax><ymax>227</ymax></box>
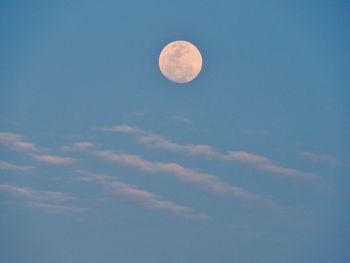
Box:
<box><xmin>0</xmin><ymin>161</ymin><xmax>33</xmax><ymax>171</ymax></box>
<box><xmin>77</xmin><ymin>172</ymin><xmax>208</xmax><ymax>220</ymax></box>
<box><xmin>61</xmin><ymin>142</ymin><xmax>95</xmax><ymax>152</ymax></box>
<box><xmin>103</xmin><ymin>125</ymin><xmax>223</xmax><ymax>158</ymax></box>
<box><xmin>0</xmin><ymin>183</ymin><xmax>74</xmax><ymax>203</ymax></box>
<box><xmin>228</xmin><ymin>152</ymin><xmax>270</xmax><ymax>164</ymax></box>
<box><xmin>300</xmin><ymin>151</ymin><xmax>344</xmax><ymax>166</ymax></box>
<box><xmin>0</xmin><ymin>132</ymin><xmax>38</xmax><ymax>152</ymax></box>
<box><xmin>0</xmin><ymin>183</ymin><xmax>84</xmax><ymax>215</ymax></box>
<box><xmin>102</xmin><ymin>125</ymin><xmax>318</xmax><ymax>180</ymax></box>
<box><xmin>101</xmin><ymin>125</ymin><xmax>143</xmax><ymax>134</ymax></box>
<box><xmin>138</xmin><ymin>134</ymin><xmax>221</xmax><ymax>158</ymax></box>
<box><xmin>228</xmin><ymin>151</ymin><xmax>319</xmax><ymax>180</ymax></box>
<box><xmin>33</xmin><ymin>154</ymin><xmax>76</xmax><ymax>165</ymax></box>
<box><xmin>93</xmin><ymin>151</ymin><xmax>275</xmax><ymax>208</ymax></box>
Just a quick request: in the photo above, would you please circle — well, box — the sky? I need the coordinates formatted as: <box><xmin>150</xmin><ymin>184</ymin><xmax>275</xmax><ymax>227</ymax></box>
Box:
<box><xmin>0</xmin><ymin>0</ymin><xmax>349</xmax><ymax>262</ymax></box>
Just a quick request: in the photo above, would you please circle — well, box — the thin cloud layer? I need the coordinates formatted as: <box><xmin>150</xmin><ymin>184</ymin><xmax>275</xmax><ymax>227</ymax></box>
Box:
<box><xmin>0</xmin><ymin>183</ymin><xmax>84</xmax><ymax>215</ymax></box>
<box><xmin>93</xmin><ymin>150</ymin><xmax>275</xmax><ymax>208</ymax></box>
<box><xmin>61</xmin><ymin>142</ymin><xmax>95</xmax><ymax>152</ymax></box>
<box><xmin>300</xmin><ymin>151</ymin><xmax>344</xmax><ymax>166</ymax></box>
<box><xmin>33</xmin><ymin>154</ymin><xmax>76</xmax><ymax>166</ymax></box>
<box><xmin>229</xmin><ymin>152</ymin><xmax>319</xmax><ymax>180</ymax></box>
<box><xmin>101</xmin><ymin>125</ymin><xmax>220</xmax><ymax>158</ymax></box>
<box><xmin>103</xmin><ymin>125</ymin><xmax>318</xmax><ymax>180</ymax></box>
<box><xmin>77</xmin><ymin>171</ymin><xmax>208</xmax><ymax>220</ymax></box>
<box><xmin>0</xmin><ymin>183</ymin><xmax>74</xmax><ymax>202</ymax></box>
<box><xmin>0</xmin><ymin>132</ymin><xmax>38</xmax><ymax>152</ymax></box>
<box><xmin>168</xmin><ymin>114</ymin><xmax>192</xmax><ymax>124</ymax></box>
<box><xmin>0</xmin><ymin>131</ymin><xmax>77</xmax><ymax>166</ymax></box>
<box><xmin>0</xmin><ymin>161</ymin><xmax>33</xmax><ymax>171</ymax></box>
<box><xmin>27</xmin><ymin>202</ymin><xmax>87</xmax><ymax>214</ymax></box>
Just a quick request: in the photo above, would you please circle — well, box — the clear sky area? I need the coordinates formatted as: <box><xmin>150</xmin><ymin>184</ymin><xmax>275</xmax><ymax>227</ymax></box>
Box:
<box><xmin>1</xmin><ymin>1</ymin><xmax>349</xmax><ymax>262</ymax></box>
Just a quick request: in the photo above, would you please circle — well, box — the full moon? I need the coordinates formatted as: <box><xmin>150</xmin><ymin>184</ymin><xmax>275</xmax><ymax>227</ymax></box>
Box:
<box><xmin>159</xmin><ymin>40</ymin><xmax>202</xmax><ymax>84</ymax></box>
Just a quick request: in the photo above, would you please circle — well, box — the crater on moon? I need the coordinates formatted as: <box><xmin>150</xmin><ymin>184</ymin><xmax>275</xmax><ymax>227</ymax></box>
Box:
<box><xmin>159</xmin><ymin>40</ymin><xmax>202</xmax><ymax>84</ymax></box>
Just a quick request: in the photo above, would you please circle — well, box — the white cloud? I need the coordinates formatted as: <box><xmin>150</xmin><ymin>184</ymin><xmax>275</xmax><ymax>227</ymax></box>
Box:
<box><xmin>0</xmin><ymin>183</ymin><xmax>74</xmax><ymax>202</ymax></box>
<box><xmin>101</xmin><ymin>125</ymin><xmax>225</xmax><ymax>158</ymax></box>
<box><xmin>0</xmin><ymin>183</ymin><xmax>85</xmax><ymax>215</ymax></box>
<box><xmin>0</xmin><ymin>132</ymin><xmax>38</xmax><ymax>152</ymax></box>
<box><xmin>33</xmin><ymin>154</ymin><xmax>76</xmax><ymax>166</ymax></box>
<box><xmin>102</xmin><ymin>125</ymin><xmax>318</xmax><ymax>180</ymax></box>
<box><xmin>61</xmin><ymin>142</ymin><xmax>95</xmax><ymax>152</ymax></box>
<box><xmin>0</xmin><ymin>132</ymin><xmax>77</xmax><ymax>167</ymax></box>
<box><xmin>229</xmin><ymin>152</ymin><xmax>319</xmax><ymax>180</ymax></box>
<box><xmin>93</xmin><ymin>150</ymin><xmax>275</xmax><ymax>208</ymax></box>
<box><xmin>0</xmin><ymin>161</ymin><xmax>33</xmax><ymax>171</ymax></box>
<box><xmin>77</xmin><ymin>171</ymin><xmax>208</xmax><ymax>220</ymax></box>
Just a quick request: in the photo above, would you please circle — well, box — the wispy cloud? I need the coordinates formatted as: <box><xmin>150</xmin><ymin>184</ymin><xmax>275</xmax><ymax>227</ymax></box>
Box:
<box><xmin>93</xmin><ymin>150</ymin><xmax>275</xmax><ymax>208</ymax></box>
<box><xmin>0</xmin><ymin>132</ymin><xmax>77</xmax><ymax>166</ymax></box>
<box><xmin>33</xmin><ymin>154</ymin><xmax>76</xmax><ymax>166</ymax></box>
<box><xmin>27</xmin><ymin>202</ymin><xmax>87</xmax><ymax>214</ymax></box>
<box><xmin>101</xmin><ymin>125</ymin><xmax>318</xmax><ymax>180</ymax></box>
<box><xmin>0</xmin><ymin>132</ymin><xmax>38</xmax><ymax>152</ymax></box>
<box><xmin>0</xmin><ymin>183</ymin><xmax>74</xmax><ymax>202</ymax></box>
<box><xmin>61</xmin><ymin>142</ymin><xmax>95</xmax><ymax>152</ymax></box>
<box><xmin>0</xmin><ymin>183</ymin><xmax>85</xmax><ymax>215</ymax></box>
<box><xmin>0</xmin><ymin>161</ymin><xmax>33</xmax><ymax>171</ymax></box>
<box><xmin>77</xmin><ymin>171</ymin><xmax>208</xmax><ymax>220</ymax></box>
<box><xmin>300</xmin><ymin>152</ymin><xmax>344</xmax><ymax>166</ymax></box>
<box><xmin>229</xmin><ymin>152</ymin><xmax>319</xmax><ymax>180</ymax></box>
<box><xmin>168</xmin><ymin>114</ymin><xmax>192</xmax><ymax>124</ymax></box>
<box><xmin>101</xmin><ymin>125</ymin><xmax>224</xmax><ymax>158</ymax></box>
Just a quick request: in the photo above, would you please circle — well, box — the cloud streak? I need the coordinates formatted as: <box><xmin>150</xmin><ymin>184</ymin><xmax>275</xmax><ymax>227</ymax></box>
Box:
<box><xmin>0</xmin><ymin>161</ymin><xmax>33</xmax><ymax>171</ymax></box>
<box><xmin>228</xmin><ymin>152</ymin><xmax>318</xmax><ymax>180</ymax></box>
<box><xmin>0</xmin><ymin>132</ymin><xmax>77</xmax><ymax>166</ymax></box>
<box><xmin>103</xmin><ymin>125</ymin><xmax>318</xmax><ymax>180</ymax></box>
<box><xmin>0</xmin><ymin>183</ymin><xmax>84</xmax><ymax>215</ymax></box>
<box><xmin>27</xmin><ymin>202</ymin><xmax>87</xmax><ymax>214</ymax></box>
<box><xmin>77</xmin><ymin>171</ymin><xmax>208</xmax><ymax>220</ymax></box>
<box><xmin>168</xmin><ymin>114</ymin><xmax>192</xmax><ymax>124</ymax></box>
<box><xmin>300</xmin><ymin>151</ymin><xmax>344</xmax><ymax>166</ymax></box>
<box><xmin>33</xmin><ymin>154</ymin><xmax>76</xmax><ymax>166</ymax></box>
<box><xmin>61</xmin><ymin>142</ymin><xmax>95</xmax><ymax>152</ymax></box>
<box><xmin>102</xmin><ymin>125</ymin><xmax>220</xmax><ymax>158</ymax></box>
<box><xmin>0</xmin><ymin>132</ymin><xmax>38</xmax><ymax>152</ymax></box>
<box><xmin>0</xmin><ymin>183</ymin><xmax>74</xmax><ymax>202</ymax></box>
<box><xmin>93</xmin><ymin>150</ymin><xmax>275</xmax><ymax>208</ymax></box>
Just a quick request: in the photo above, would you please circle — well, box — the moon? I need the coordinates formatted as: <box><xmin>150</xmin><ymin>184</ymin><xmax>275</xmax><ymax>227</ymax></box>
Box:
<box><xmin>159</xmin><ymin>40</ymin><xmax>202</xmax><ymax>84</ymax></box>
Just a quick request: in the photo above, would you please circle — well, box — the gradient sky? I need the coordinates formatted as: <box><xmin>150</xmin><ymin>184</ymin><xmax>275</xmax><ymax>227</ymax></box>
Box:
<box><xmin>1</xmin><ymin>1</ymin><xmax>349</xmax><ymax>262</ymax></box>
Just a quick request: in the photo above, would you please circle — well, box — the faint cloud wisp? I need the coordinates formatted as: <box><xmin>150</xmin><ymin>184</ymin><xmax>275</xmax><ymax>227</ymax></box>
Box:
<box><xmin>0</xmin><ymin>132</ymin><xmax>38</xmax><ymax>152</ymax></box>
<box><xmin>77</xmin><ymin>171</ymin><xmax>208</xmax><ymax>220</ymax></box>
<box><xmin>0</xmin><ymin>161</ymin><xmax>33</xmax><ymax>172</ymax></box>
<box><xmin>0</xmin><ymin>183</ymin><xmax>85</xmax><ymax>215</ymax></box>
<box><xmin>300</xmin><ymin>151</ymin><xmax>344</xmax><ymax>167</ymax></box>
<box><xmin>93</xmin><ymin>150</ymin><xmax>276</xmax><ymax>208</ymax></box>
<box><xmin>33</xmin><ymin>154</ymin><xmax>76</xmax><ymax>166</ymax></box>
<box><xmin>102</xmin><ymin>125</ymin><xmax>318</xmax><ymax>180</ymax></box>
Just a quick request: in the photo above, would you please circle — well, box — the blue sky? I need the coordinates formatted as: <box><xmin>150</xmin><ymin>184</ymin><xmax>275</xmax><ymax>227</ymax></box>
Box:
<box><xmin>1</xmin><ymin>0</ymin><xmax>349</xmax><ymax>262</ymax></box>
